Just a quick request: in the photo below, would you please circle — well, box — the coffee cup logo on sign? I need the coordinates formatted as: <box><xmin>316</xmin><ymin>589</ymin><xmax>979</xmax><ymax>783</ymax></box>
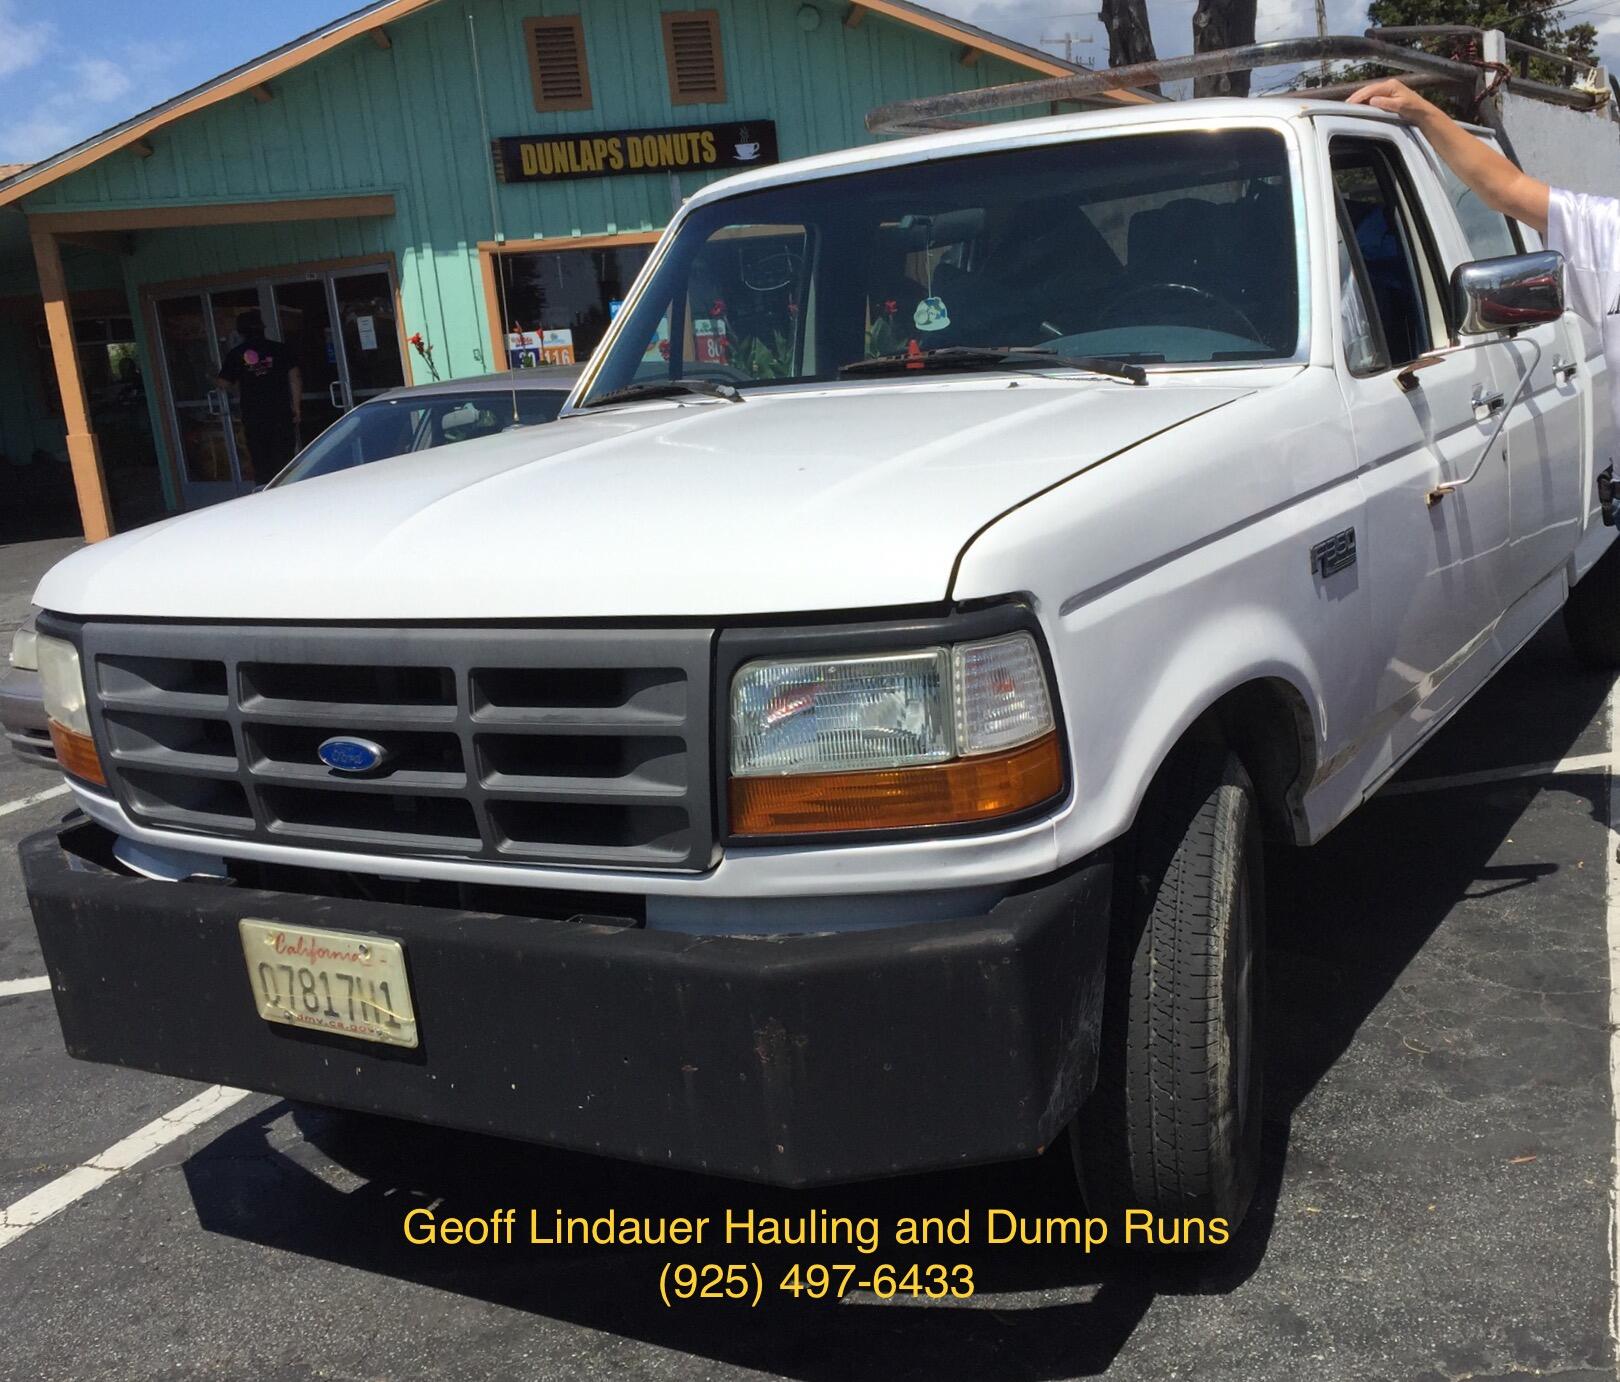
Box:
<box><xmin>734</xmin><ymin>126</ymin><xmax>761</xmax><ymax>161</ymax></box>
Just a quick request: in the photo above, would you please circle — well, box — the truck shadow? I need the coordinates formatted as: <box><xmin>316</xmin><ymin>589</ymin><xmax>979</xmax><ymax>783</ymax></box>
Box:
<box><xmin>181</xmin><ymin>620</ymin><xmax>1614</xmax><ymax>1381</ymax></box>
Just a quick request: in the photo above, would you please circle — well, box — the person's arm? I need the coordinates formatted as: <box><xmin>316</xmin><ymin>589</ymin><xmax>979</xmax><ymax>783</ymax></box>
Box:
<box><xmin>1346</xmin><ymin>78</ymin><xmax>1549</xmax><ymax>236</ymax></box>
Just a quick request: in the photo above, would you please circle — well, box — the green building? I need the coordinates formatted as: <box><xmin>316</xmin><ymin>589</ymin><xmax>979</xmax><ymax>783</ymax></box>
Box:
<box><xmin>0</xmin><ymin>0</ymin><xmax>1109</xmax><ymax>542</ymax></box>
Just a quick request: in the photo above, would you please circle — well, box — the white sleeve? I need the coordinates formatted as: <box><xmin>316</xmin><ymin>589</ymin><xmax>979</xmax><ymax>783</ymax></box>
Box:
<box><xmin>1547</xmin><ymin>187</ymin><xmax>1620</xmax><ymax>325</ymax></box>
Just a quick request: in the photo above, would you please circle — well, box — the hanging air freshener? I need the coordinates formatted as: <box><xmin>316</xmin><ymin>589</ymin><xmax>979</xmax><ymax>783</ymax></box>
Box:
<box><xmin>913</xmin><ymin>224</ymin><xmax>949</xmax><ymax>331</ymax></box>
<box><xmin>914</xmin><ymin>296</ymin><xmax>950</xmax><ymax>332</ymax></box>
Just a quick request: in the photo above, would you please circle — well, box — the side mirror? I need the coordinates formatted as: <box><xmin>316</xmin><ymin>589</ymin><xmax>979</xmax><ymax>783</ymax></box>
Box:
<box><xmin>1451</xmin><ymin>250</ymin><xmax>1565</xmax><ymax>336</ymax></box>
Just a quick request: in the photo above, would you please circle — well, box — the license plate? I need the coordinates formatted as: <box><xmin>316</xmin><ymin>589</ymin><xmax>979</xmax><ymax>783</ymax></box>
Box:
<box><xmin>238</xmin><ymin>919</ymin><xmax>419</xmax><ymax>1048</ymax></box>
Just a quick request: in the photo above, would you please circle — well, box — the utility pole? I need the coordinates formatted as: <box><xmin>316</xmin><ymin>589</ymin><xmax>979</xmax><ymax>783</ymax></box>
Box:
<box><xmin>1099</xmin><ymin>0</ymin><xmax>1159</xmax><ymax>91</ymax></box>
<box><xmin>1039</xmin><ymin>11</ymin><xmax>1097</xmax><ymax>65</ymax></box>
<box><xmin>1192</xmin><ymin>0</ymin><xmax>1258</xmax><ymax>95</ymax></box>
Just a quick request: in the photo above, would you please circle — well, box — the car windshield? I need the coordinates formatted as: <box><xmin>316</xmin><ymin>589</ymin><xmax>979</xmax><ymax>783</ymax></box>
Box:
<box><xmin>581</xmin><ymin>128</ymin><xmax>1301</xmax><ymax>405</ymax></box>
<box><xmin>269</xmin><ymin>387</ymin><xmax>571</xmax><ymax>486</ymax></box>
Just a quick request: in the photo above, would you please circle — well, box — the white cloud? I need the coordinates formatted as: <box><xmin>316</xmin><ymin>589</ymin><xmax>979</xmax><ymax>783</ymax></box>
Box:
<box><xmin>73</xmin><ymin>57</ymin><xmax>136</xmax><ymax>106</ymax></box>
<box><xmin>0</xmin><ymin>33</ymin><xmax>185</xmax><ymax>162</ymax></box>
<box><xmin>0</xmin><ymin>0</ymin><xmax>51</xmax><ymax>78</ymax></box>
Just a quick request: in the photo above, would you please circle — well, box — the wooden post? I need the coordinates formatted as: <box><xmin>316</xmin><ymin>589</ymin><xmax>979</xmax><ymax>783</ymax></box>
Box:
<box><xmin>30</xmin><ymin>226</ymin><xmax>113</xmax><ymax>542</ymax></box>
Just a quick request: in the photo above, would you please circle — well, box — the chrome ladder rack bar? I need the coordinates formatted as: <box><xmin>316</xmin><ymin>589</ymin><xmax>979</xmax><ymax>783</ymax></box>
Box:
<box><xmin>865</xmin><ymin>34</ymin><xmax>1603</xmax><ymax>136</ymax></box>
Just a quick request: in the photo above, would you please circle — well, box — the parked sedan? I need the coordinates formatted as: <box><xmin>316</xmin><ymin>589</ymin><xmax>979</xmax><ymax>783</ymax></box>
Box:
<box><xmin>269</xmin><ymin>364</ymin><xmax>583</xmax><ymax>487</ymax></box>
<box><xmin>1</xmin><ymin>615</ymin><xmax>52</xmax><ymax>768</ymax></box>
<box><xmin>0</xmin><ymin>365</ymin><xmax>584</xmax><ymax>767</ymax></box>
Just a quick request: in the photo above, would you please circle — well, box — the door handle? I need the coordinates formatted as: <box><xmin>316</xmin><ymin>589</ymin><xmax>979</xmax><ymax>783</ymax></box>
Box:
<box><xmin>1472</xmin><ymin>385</ymin><xmax>1506</xmax><ymax>421</ymax></box>
<box><xmin>1554</xmin><ymin>357</ymin><xmax>1579</xmax><ymax>384</ymax></box>
<box><xmin>206</xmin><ymin>389</ymin><xmax>226</xmax><ymax>417</ymax></box>
<box><xmin>329</xmin><ymin>380</ymin><xmax>346</xmax><ymax>410</ymax></box>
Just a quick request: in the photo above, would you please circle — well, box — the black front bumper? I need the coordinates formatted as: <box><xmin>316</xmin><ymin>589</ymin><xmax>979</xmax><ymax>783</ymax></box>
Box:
<box><xmin>22</xmin><ymin>820</ymin><xmax>1111</xmax><ymax>1186</ymax></box>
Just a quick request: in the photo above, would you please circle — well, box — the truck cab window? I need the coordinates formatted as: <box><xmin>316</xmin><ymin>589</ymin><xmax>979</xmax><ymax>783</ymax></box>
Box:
<box><xmin>1337</xmin><ymin>228</ymin><xmax>1382</xmax><ymax>375</ymax></box>
<box><xmin>1436</xmin><ymin>162</ymin><xmax>1523</xmax><ymax>260</ymax></box>
<box><xmin>1331</xmin><ymin>139</ymin><xmax>1448</xmax><ymax>369</ymax></box>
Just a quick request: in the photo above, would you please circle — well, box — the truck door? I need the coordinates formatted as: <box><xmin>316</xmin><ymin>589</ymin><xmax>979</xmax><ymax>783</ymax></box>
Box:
<box><xmin>1427</xmin><ymin>161</ymin><xmax>1586</xmax><ymax>597</ymax></box>
<box><xmin>1323</xmin><ymin>126</ymin><xmax>1514</xmax><ymax>774</ymax></box>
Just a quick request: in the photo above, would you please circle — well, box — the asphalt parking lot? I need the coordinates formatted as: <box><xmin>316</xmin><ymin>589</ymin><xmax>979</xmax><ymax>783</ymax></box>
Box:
<box><xmin>1</xmin><ymin>533</ymin><xmax>1617</xmax><ymax>1381</ymax></box>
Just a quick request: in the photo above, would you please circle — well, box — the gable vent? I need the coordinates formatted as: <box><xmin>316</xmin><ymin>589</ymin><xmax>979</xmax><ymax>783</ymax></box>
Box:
<box><xmin>662</xmin><ymin>11</ymin><xmax>726</xmax><ymax>105</ymax></box>
<box><xmin>525</xmin><ymin>16</ymin><xmax>592</xmax><ymax>112</ymax></box>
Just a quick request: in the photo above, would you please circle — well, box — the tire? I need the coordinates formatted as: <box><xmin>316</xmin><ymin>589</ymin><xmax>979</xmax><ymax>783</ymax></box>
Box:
<box><xmin>1564</xmin><ymin>535</ymin><xmax>1620</xmax><ymax>668</ymax></box>
<box><xmin>1071</xmin><ymin>738</ymin><xmax>1265</xmax><ymax>1238</ymax></box>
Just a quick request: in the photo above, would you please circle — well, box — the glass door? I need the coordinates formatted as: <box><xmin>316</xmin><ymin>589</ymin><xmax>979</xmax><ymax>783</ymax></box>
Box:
<box><xmin>154</xmin><ymin>285</ymin><xmax>263</xmax><ymax>508</ymax></box>
<box><xmin>332</xmin><ymin>268</ymin><xmax>406</xmax><ymax>406</ymax></box>
<box><xmin>154</xmin><ymin>262</ymin><xmax>405</xmax><ymax>507</ymax></box>
<box><xmin>271</xmin><ymin>277</ymin><xmax>343</xmax><ymax>456</ymax></box>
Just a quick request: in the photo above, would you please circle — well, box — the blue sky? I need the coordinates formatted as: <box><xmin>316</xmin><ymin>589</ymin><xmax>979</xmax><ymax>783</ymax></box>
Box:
<box><xmin>3</xmin><ymin>0</ymin><xmax>1618</xmax><ymax>166</ymax></box>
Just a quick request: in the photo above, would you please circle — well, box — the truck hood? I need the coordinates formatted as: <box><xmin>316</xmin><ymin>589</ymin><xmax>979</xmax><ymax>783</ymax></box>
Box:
<box><xmin>37</xmin><ymin>377</ymin><xmax>1251</xmax><ymax>620</ymax></box>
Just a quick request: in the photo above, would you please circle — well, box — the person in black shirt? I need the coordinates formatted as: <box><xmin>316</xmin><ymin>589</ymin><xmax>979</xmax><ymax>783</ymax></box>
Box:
<box><xmin>215</xmin><ymin>310</ymin><xmax>302</xmax><ymax>482</ymax></box>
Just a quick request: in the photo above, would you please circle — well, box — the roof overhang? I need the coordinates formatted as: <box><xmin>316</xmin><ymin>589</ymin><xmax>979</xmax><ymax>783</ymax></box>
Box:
<box><xmin>0</xmin><ymin>0</ymin><xmax>433</xmax><ymax>209</ymax></box>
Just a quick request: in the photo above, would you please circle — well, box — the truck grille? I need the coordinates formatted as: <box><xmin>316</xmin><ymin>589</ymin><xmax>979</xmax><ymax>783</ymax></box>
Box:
<box><xmin>75</xmin><ymin>622</ymin><xmax>716</xmax><ymax>871</ymax></box>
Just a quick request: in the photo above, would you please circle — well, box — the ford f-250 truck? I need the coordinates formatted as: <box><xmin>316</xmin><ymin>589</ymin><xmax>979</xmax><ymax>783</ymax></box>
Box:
<box><xmin>20</xmin><ymin>69</ymin><xmax>1620</xmax><ymax>1235</ymax></box>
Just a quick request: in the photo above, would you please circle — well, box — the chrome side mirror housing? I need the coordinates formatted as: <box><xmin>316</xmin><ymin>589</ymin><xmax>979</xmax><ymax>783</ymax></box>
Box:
<box><xmin>1451</xmin><ymin>250</ymin><xmax>1565</xmax><ymax>336</ymax></box>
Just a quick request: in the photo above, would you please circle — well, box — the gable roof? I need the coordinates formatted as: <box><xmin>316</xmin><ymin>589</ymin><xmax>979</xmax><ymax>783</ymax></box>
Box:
<box><xmin>0</xmin><ymin>0</ymin><xmax>1116</xmax><ymax>210</ymax></box>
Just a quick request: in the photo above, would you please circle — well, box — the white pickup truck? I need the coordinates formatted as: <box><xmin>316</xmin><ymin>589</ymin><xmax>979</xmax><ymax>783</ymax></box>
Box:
<box><xmin>20</xmin><ymin>86</ymin><xmax>1619</xmax><ymax>1235</ymax></box>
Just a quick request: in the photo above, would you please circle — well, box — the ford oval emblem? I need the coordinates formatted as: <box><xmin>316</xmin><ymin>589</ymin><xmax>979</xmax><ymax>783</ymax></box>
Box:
<box><xmin>318</xmin><ymin>735</ymin><xmax>388</xmax><ymax>774</ymax></box>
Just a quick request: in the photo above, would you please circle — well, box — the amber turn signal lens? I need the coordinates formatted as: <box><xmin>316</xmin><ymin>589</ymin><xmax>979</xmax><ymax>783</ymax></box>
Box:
<box><xmin>729</xmin><ymin>733</ymin><xmax>1064</xmax><ymax>836</ymax></box>
<box><xmin>48</xmin><ymin>720</ymin><xmax>106</xmax><ymax>787</ymax></box>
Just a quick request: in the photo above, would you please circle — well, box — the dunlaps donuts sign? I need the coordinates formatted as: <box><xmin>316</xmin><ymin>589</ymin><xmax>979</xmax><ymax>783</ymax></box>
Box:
<box><xmin>491</xmin><ymin>121</ymin><xmax>779</xmax><ymax>184</ymax></box>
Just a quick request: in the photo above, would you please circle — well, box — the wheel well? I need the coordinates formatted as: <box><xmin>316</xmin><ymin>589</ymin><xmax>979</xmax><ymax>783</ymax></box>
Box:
<box><xmin>1186</xmin><ymin>678</ymin><xmax>1316</xmax><ymax>845</ymax></box>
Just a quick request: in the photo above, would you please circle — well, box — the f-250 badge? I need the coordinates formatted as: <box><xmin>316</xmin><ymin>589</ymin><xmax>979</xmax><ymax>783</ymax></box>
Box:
<box><xmin>1310</xmin><ymin>528</ymin><xmax>1357</xmax><ymax>579</ymax></box>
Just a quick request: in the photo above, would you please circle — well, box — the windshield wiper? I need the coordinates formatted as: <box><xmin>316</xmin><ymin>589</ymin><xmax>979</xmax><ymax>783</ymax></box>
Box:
<box><xmin>582</xmin><ymin>379</ymin><xmax>745</xmax><ymax>409</ymax></box>
<box><xmin>840</xmin><ymin>346</ymin><xmax>1147</xmax><ymax>386</ymax></box>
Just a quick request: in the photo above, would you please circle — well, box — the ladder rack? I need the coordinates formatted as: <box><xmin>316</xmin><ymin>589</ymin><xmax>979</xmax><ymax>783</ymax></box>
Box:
<box><xmin>865</xmin><ymin>33</ymin><xmax>1609</xmax><ymax>137</ymax></box>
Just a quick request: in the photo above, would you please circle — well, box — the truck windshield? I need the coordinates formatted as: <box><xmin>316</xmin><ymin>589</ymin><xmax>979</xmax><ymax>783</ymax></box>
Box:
<box><xmin>583</xmin><ymin>128</ymin><xmax>1300</xmax><ymax>404</ymax></box>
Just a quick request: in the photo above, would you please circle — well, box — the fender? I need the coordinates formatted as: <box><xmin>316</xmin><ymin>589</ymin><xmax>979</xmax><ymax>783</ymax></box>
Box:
<box><xmin>952</xmin><ymin>369</ymin><xmax>1367</xmax><ymax>865</ymax></box>
<box><xmin>1052</xmin><ymin>615</ymin><xmax>1325</xmax><ymax>863</ymax></box>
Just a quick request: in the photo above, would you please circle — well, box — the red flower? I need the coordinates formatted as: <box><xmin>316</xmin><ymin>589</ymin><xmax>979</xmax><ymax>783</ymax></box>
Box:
<box><xmin>710</xmin><ymin>298</ymin><xmax>726</xmax><ymax>317</ymax></box>
<box><xmin>884</xmin><ymin>299</ymin><xmax>898</xmax><ymax>317</ymax></box>
<box><xmin>408</xmin><ymin>332</ymin><xmax>424</xmax><ymax>349</ymax></box>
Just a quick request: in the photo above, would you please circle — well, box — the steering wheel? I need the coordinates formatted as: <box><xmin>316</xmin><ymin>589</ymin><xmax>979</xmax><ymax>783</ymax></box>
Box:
<box><xmin>1096</xmin><ymin>281</ymin><xmax>1263</xmax><ymax>343</ymax></box>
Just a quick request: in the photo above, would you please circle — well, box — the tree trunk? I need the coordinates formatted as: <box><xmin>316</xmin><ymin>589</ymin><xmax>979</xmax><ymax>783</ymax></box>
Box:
<box><xmin>1099</xmin><ymin>0</ymin><xmax>1160</xmax><ymax>95</ymax></box>
<box><xmin>1192</xmin><ymin>0</ymin><xmax>1258</xmax><ymax>97</ymax></box>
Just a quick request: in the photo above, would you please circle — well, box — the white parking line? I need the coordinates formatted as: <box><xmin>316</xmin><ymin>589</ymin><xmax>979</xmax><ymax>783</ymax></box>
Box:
<box><xmin>0</xmin><ymin>1084</ymin><xmax>250</xmax><ymax>1251</ymax></box>
<box><xmin>0</xmin><ymin>782</ymin><xmax>69</xmax><ymax>819</ymax></box>
<box><xmin>0</xmin><ymin>976</ymin><xmax>50</xmax><ymax>998</ymax></box>
<box><xmin>1383</xmin><ymin>750</ymin><xmax>1617</xmax><ymax>797</ymax></box>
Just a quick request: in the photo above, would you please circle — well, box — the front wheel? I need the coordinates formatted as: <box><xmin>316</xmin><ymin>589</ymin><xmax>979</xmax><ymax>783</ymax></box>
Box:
<box><xmin>1071</xmin><ymin>739</ymin><xmax>1265</xmax><ymax>1239</ymax></box>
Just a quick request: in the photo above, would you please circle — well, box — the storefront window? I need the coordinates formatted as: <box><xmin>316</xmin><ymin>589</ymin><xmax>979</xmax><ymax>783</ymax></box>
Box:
<box><xmin>495</xmin><ymin>243</ymin><xmax>654</xmax><ymax>368</ymax></box>
<box><xmin>636</xmin><ymin>225</ymin><xmax>813</xmax><ymax>379</ymax></box>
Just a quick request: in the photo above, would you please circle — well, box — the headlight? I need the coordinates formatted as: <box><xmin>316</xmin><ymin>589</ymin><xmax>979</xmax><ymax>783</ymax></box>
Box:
<box><xmin>36</xmin><ymin>633</ymin><xmax>105</xmax><ymax>786</ymax></box>
<box><xmin>9</xmin><ymin>616</ymin><xmax>38</xmax><ymax>671</ymax></box>
<box><xmin>728</xmin><ymin>631</ymin><xmax>1062</xmax><ymax>835</ymax></box>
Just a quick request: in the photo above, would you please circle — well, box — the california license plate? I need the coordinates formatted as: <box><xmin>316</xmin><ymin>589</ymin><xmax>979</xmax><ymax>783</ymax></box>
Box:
<box><xmin>238</xmin><ymin>919</ymin><xmax>419</xmax><ymax>1048</ymax></box>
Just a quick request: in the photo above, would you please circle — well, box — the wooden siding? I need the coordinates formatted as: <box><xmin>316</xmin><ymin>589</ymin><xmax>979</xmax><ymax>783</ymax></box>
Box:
<box><xmin>16</xmin><ymin>0</ymin><xmax>1049</xmax><ymax>491</ymax></box>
